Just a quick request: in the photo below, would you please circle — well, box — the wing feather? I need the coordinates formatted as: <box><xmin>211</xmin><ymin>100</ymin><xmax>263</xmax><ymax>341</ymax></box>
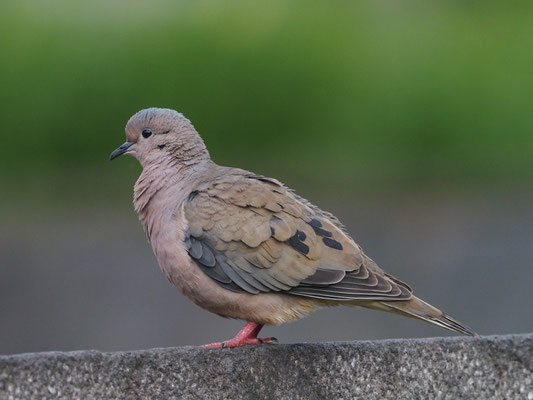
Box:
<box><xmin>184</xmin><ymin>172</ymin><xmax>412</xmax><ymax>301</ymax></box>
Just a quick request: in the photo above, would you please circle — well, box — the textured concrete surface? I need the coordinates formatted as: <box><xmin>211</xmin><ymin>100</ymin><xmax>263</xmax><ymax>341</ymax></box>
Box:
<box><xmin>0</xmin><ymin>334</ymin><xmax>532</xmax><ymax>400</ymax></box>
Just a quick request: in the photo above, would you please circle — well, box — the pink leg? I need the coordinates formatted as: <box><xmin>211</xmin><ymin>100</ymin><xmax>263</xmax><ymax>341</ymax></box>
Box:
<box><xmin>203</xmin><ymin>321</ymin><xmax>278</xmax><ymax>348</ymax></box>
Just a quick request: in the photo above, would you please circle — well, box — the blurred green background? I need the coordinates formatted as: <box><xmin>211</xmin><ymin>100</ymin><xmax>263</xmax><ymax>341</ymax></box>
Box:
<box><xmin>3</xmin><ymin>1</ymin><xmax>533</xmax><ymax>195</ymax></box>
<box><xmin>1</xmin><ymin>1</ymin><xmax>532</xmax><ymax>354</ymax></box>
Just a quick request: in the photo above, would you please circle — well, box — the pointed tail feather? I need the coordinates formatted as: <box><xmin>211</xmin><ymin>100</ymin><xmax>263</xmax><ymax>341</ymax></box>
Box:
<box><xmin>376</xmin><ymin>296</ymin><xmax>477</xmax><ymax>336</ymax></box>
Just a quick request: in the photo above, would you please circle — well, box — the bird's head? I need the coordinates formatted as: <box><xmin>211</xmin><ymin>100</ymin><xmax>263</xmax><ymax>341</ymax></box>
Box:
<box><xmin>110</xmin><ymin>107</ymin><xmax>209</xmax><ymax>167</ymax></box>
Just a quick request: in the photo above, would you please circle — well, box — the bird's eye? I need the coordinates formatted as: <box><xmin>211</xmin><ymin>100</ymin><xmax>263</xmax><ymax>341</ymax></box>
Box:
<box><xmin>142</xmin><ymin>129</ymin><xmax>153</xmax><ymax>139</ymax></box>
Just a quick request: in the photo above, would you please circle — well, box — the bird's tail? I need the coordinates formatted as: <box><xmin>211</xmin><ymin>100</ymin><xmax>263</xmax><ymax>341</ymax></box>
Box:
<box><xmin>360</xmin><ymin>296</ymin><xmax>477</xmax><ymax>336</ymax></box>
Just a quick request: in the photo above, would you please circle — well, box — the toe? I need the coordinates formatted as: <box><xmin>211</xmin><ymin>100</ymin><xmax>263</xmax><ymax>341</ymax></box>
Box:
<box><xmin>203</xmin><ymin>342</ymin><xmax>224</xmax><ymax>348</ymax></box>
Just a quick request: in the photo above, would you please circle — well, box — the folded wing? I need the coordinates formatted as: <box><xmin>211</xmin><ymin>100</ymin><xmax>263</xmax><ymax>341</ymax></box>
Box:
<box><xmin>184</xmin><ymin>172</ymin><xmax>411</xmax><ymax>301</ymax></box>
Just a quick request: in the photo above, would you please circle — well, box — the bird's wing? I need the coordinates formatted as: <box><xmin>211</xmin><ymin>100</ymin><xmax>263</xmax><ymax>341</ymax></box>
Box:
<box><xmin>184</xmin><ymin>173</ymin><xmax>411</xmax><ymax>301</ymax></box>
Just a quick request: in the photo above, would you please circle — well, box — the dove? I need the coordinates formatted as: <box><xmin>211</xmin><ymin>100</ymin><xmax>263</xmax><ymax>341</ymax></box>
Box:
<box><xmin>110</xmin><ymin>107</ymin><xmax>475</xmax><ymax>348</ymax></box>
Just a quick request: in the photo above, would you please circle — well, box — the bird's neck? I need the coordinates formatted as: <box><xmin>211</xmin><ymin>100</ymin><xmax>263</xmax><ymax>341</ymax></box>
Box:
<box><xmin>133</xmin><ymin>157</ymin><xmax>212</xmax><ymax>241</ymax></box>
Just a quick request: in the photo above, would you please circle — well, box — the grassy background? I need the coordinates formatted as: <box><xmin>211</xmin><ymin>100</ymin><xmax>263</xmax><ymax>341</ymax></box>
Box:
<box><xmin>2</xmin><ymin>1</ymin><xmax>533</xmax><ymax>197</ymax></box>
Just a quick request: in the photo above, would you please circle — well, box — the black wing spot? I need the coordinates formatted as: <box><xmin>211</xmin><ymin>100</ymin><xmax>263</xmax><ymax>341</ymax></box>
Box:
<box><xmin>308</xmin><ymin>219</ymin><xmax>332</xmax><ymax>237</ymax></box>
<box><xmin>187</xmin><ymin>191</ymin><xmax>198</xmax><ymax>203</ymax></box>
<box><xmin>322</xmin><ymin>237</ymin><xmax>343</xmax><ymax>250</ymax></box>
<box><xmin>308</xmin><ymin>218</ymin><xmax>322</xmax><ymax>228</ymax></box>
<box><xmin>287</xmin><ymin>230</ymin><xmax>309</xmax><ymax>255</ymax></box>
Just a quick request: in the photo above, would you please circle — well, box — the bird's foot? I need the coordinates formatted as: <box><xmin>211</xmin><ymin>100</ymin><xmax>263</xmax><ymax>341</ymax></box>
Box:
<box><xmin>202</xmin><ymin>321</ymin><xmax>278</xmax><ymax>348</ymax></box>
<box><xmin>203</xmin><ymin>336</ymin><xmax>278</xmax><ymax>348</ymax></box>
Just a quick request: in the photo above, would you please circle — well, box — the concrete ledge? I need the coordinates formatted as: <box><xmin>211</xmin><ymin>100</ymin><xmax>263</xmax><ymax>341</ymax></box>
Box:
<box><xmin>1</xmin><ymin>334</ymin><xmax>532</xmax><ymax>399</ymax></box>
